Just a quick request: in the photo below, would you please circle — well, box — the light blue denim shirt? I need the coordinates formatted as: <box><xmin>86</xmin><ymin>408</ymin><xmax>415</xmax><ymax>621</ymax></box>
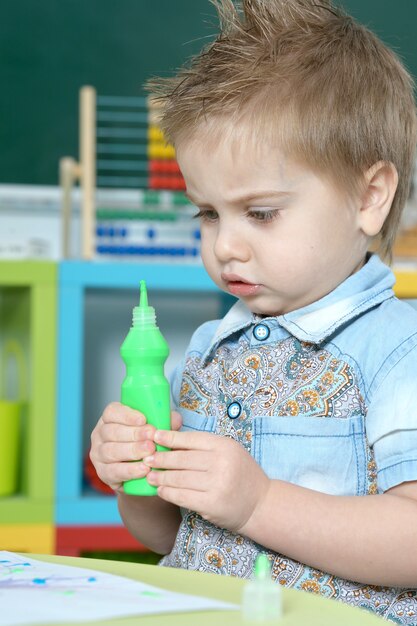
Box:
<box><xmin>160</xmin><ymin>254</ymin><xmax>417</xmax><ymax>623</ymax></box>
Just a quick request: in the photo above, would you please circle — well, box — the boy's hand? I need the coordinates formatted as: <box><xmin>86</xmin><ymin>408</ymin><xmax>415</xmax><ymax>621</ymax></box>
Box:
<box><xmin>143</xmin><ymin>430</ymin><xmax>270</xmax><ymax>533</ymax></box>
<box><xmin>89</xmin><ymin>403</ymin><xmax>182</xmax><ymax>493</ymax></box>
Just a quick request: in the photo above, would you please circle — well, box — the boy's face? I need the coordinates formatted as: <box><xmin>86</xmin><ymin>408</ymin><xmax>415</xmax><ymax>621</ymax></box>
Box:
<box><xmin>176</xmin><ymin>136</ymin><xmax>369</xmax><ymax>316</ymax></box>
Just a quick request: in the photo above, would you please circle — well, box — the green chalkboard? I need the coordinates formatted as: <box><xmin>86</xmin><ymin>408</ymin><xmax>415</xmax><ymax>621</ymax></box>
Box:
<box><xmin>1</xmin><ymin>1</ymin><xmax>416</xmax><ymax>185</ymax></box>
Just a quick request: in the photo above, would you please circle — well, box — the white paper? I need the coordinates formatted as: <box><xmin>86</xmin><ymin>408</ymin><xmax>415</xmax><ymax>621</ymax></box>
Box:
<box><xmin>0</xmin><ymin>551</ymin><xmax>238</xmax><ymax>625</ymax></box>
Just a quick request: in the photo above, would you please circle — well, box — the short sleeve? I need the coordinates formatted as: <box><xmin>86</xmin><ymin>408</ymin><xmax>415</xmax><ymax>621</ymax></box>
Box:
<box><xmin>366</xmin><ymin>338</ymin><xmax>417</xmax><ymax>492</ymax></box>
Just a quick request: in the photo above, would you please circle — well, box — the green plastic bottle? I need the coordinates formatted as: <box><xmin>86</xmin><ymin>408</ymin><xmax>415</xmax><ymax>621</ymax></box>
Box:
<box><xmin>121</xmin><ymin>280</ymin><xmax>171</xmax><ymax>496</ymax></box>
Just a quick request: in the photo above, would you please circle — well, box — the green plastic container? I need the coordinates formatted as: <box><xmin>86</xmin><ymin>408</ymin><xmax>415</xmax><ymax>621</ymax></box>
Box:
<box><xmin>121</xmin><ymin>281</ymin><xmax>171</xmax><ymax>496</ymax></box>
<box><xmin>0</xmin><ymin>340</ymin><xmax>26</xmax><ymax>497</ymax></box>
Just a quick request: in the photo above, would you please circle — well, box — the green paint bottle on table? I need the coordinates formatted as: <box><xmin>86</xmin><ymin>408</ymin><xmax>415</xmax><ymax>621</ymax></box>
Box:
<box><xmin>121</xmin><ymin>280</ymin><xmax>171</xmax><ymax>496</ymax></box>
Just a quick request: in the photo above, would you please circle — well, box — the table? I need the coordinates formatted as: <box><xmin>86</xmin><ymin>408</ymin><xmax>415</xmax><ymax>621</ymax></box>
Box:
<box><xmin>32</xmin><ymin>554</ymin><xmax>384</xmax><ymax>625</ymax></box>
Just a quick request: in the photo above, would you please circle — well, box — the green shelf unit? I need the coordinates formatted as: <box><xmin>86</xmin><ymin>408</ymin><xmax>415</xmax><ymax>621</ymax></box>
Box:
<box><xmin>0</xmin><ymin>262</ymin><xmax>57</xmax><ymax>523</ymax></box>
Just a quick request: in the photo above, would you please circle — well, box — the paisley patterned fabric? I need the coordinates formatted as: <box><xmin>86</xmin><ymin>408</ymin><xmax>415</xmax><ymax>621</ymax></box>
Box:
<box><xmin>160</xmin><ymin>333</ymin><xmax>417</xmax><ymax>624</ymax></box>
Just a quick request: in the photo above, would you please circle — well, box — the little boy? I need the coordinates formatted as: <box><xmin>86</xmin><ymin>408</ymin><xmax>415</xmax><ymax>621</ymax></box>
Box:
<box><xmin>90</xmin><ymin>1</ymin><xmax>417</xmax><ymax>622</ymax></box>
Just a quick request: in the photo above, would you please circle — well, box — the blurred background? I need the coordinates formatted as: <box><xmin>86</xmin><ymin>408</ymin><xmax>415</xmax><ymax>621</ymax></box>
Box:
<box><xmin>0</xmin><ymin>0</ymin><xmax>416</xmax><ymax>186</ymax></box>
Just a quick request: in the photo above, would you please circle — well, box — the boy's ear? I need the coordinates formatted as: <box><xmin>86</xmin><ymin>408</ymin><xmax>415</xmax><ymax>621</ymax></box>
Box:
<box><xmin>358</xmin><ymin>161</ymin><xmax>398</xmax><ymax>237</ymax></box>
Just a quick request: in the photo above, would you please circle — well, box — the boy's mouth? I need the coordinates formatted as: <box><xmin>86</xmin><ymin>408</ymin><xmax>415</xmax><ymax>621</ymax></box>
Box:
<box><xmin>221</xmin><ymin>273</ymin><xmax>260</xmax><ymax>297</ymax></box>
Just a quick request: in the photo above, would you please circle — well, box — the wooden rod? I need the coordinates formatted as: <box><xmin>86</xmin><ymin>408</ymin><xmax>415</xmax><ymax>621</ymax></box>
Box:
<box><xmin>79</xmin><ymin>86</ymin><xmax>96</xmax><ymax>260</ymax></box>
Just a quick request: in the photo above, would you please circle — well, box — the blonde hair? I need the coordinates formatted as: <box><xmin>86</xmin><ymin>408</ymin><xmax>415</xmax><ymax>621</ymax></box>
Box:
<box><xmin>147</xmin><ymin>0</ymin><xmax>417</xmax><ymax>257</ymax></box>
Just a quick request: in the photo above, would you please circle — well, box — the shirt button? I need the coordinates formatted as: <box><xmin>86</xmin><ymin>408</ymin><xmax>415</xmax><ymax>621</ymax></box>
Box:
<box><xmin>253</xmin><ymin>323</ymin><xmax>270</xmax><ymax>341</ymax></box>
<box><xmin>227</xmin><ymin>401</ymin><xmax>242</xmax><ymax>419</ymax></box>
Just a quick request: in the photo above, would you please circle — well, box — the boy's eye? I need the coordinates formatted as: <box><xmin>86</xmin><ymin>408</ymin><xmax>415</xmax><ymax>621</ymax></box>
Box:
<box><xmin>192</xmin><ymin>209</ymin><xmax>218</xmax><ymax>222</ymax></box>
<box><xmin>192</xmin><ymin>207</ymin><xmax>280</xmax><ymax>223</ymax></box>
<box><xmin>248</xmin><ymin>208</ymin><xmax>280</xmax><ymax>223</ymax></box>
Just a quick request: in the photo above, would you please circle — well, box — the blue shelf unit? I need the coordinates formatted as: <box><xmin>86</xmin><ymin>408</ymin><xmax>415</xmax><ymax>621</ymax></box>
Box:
<box><xmin>56</xmin><ymin>261</ymin><xmax>224</xmax><ymax>525</ymax></box>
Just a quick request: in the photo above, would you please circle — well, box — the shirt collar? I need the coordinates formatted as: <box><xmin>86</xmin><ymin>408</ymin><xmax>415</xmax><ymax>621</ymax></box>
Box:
<box><xmin>201</xmin><ymin>254</ymin><xmax>395</xmax><ymax>363</ymax></box>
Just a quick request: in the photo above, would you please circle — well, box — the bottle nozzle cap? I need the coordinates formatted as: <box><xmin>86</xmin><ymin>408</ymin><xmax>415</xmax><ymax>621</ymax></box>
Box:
<box><xmin>139</xmin><ymin>280</ymin><xmax>148</xmax><ymax>307</ymax></box>
<box><xmin>132</xmin><ymin>280</ymin><xmax>156</xmax><ymax>327</ymax></box>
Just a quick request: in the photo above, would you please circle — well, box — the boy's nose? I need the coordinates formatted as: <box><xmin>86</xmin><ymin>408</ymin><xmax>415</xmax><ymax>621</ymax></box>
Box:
<box><xmin>213</xmin><ymin>223</ymin><xmax>250</xmax><ymax>263</ymax></box>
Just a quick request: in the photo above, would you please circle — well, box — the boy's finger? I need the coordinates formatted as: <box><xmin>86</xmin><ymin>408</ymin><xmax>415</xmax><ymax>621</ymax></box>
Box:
<box><xmin>143</xmin><ymin>450</ymin><xmax>210</xmax><ymax>471</ymax></box>
<box><xmin>101</xmin><ymin>402</ymin><xmax>146</xmax><ymax>426</ymax></box>
<box><xmin>154</xmin><ymin>429</ymin><xmax>214</xmax><ymax>450</ymax></box>
<box><xmin>99</xmin><ymin>461</ymin><xmax>150</xmax><ymax>486</ymax></box>
<box><xmin>100</xmin><ymin>440</ymin><xmax>156</xmax><ymax>463</ymax></box>
<box><xmin>101</xmin><ymin>422</ymin><xmax>155</xmax><ymax>443</ymax></box>
<box><xmin>171</xmin><ymin>411</ymin><xmax>183</xmax><ymax>431</ymax></box>
<box><xmin>156</xmin><ymin>485</ymin><xmax>206</xmax><ymax>512</ymax></box>
<box><xmin>148</xmin><ymin>469</ymin><xmax>207</xmax><ymax>490</ymax></box>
